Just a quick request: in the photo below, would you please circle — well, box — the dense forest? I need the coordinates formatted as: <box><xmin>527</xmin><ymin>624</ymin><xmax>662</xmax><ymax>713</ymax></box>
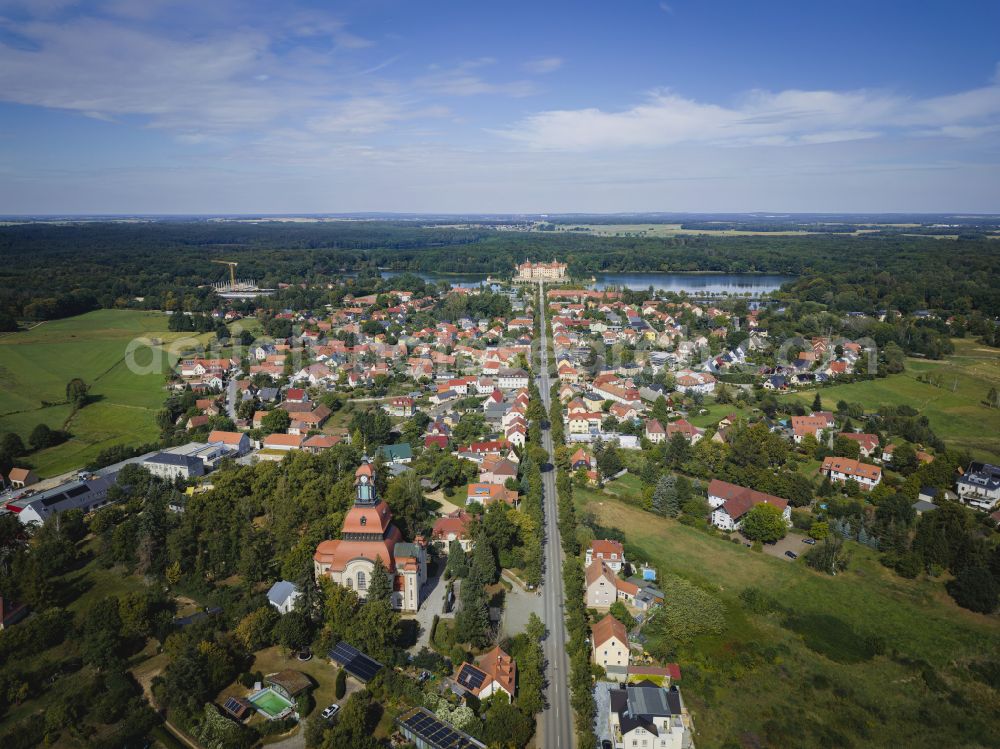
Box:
<box><xmin>1</xmin><ymin>221</ymin><xmax>999</xmax><ymax>325</ymax></box>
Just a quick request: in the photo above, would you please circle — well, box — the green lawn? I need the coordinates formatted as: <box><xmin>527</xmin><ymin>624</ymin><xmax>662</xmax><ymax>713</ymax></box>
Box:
<box><xmin>782</xmin><ymin>338</ymin><xmax>1000</xmax><ymax>461</ymax></box>
<box><xmin>683</xmin><ymin>401</ymin><xmax>746</xmax><ymax>429</ymax></box>
<box><xmin>0</xmin><ymin>310</ymin><xmax>211</xmax><ymax>476</ymax></box>
<box><xmin>575</xmin><ymin>488</ymin><xmax>1000</xmax><ymax>748</ymax></box>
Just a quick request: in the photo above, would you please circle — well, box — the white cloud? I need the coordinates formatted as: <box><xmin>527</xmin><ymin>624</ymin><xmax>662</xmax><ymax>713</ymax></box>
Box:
<box><xmin>522</xmin><ymin>56</ymin><xmax>563</xmax><ymax>74</ymax></box>
<box><xmin>496</xmin><ymin>78</ymin><xmax>1000</xmax><ymax>150</ymax></box>
<box><xmin>415</xmin><ymin>59</ymin><xmax>537</xmax><ymax>97</ymax></box>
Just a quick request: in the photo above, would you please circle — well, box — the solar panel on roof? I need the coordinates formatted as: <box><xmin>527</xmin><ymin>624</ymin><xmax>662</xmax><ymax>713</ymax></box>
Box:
<box><xmin>399</xmin><ymin>708</ymin><xmax>486</xmax><ymax>749</ymax></box>
<box><xmin>456</xmin><ymin>664</ymin><xmax>485</xmax><ymax>690</ymax></box>
<box><xmin>328</xmin><ymin>641</ymin><xmax>382</xmax><ymax>682</ymax></box>
<box><xmin>223</xmin><ymin>697</ymin><xmax>241</xmax><ymax>712</ymax></box>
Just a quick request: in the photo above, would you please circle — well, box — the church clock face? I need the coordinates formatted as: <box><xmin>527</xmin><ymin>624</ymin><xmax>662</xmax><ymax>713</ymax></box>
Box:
<box><xmin>360</xmin><ymin>475</ymin><xmax>369</xmax><ymax>484</ymax></box>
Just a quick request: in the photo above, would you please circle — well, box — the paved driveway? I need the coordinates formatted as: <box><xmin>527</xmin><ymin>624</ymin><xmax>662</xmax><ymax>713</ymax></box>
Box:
<box><xmin>501</xmin><ymin>581</ymin><xmax>544</xmax><ymax>638</ymax></box>
<box><xmin>750</xmin><ymin>531</ymin><xmax>811</xmax><ymax>561</ymax></box>
<box><xmin>406</xmin><ymin>561</ymin><xmax>449</xmax><ymax>653</ymax></box>
<box><xmin>593</xmin><ymin>681</ymin><xmax>616</xmax><ymax>746</ymax></box>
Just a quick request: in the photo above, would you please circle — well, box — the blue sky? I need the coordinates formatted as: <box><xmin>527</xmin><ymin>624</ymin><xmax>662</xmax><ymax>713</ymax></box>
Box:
<box><xmin>0</xmin><ymin>0</ymin><xmax>998</xmax><ymax>213</ymax></box>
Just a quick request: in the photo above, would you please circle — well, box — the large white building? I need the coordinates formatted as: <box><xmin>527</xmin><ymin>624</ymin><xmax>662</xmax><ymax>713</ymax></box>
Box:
<box><xmin>609</xmin><ymin>682</ymin><xmax>695</xmax><ymax>749</ymax></box>
<box><xmin>516</xmin><ymin>260</ymin><xmax>568</xmax><ymax>281</ymax></box>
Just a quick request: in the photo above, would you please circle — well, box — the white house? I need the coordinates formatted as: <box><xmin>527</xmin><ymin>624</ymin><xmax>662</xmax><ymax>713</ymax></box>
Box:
<box><xmin>497</xmin><ymin>368</ymin><xmax>529</xmax><ymax>390</ymax></box>
<box><xmin>707</xmin><ymin>479</ymin><xmax>791</xmax><ymax>531</ymax></box>
<box><xmin>586</xmin><ymin>539</ymin><xmax>626</xmax><ymax>573</ymax></box>
<box><xmin>266</xmin><ymin>580</ymin><xmax>301</xmax><ymax>615</ymax></box>
<box><xmin>674</xmin><ymin>369</ymin><xmax>716</xmax><ymax>395</ymax></box>
<box><xmin>956</xmin><ymin>462</ymin><xmax>1000</xmax><ymax>511</ymax></box>
<box><xmin>609</xmin><ymin>682</ymin><xmax>693</xmax><ymax>749</ymax></box>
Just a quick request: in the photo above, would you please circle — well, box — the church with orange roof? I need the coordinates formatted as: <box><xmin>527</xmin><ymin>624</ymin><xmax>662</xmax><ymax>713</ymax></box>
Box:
<box><xmin>313</xmin><ymin>459</ymin><xmax>427</xmax><ymax>612</ymax></box>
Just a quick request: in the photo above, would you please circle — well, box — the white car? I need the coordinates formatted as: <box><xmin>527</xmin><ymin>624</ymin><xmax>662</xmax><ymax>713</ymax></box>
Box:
<box><xmin>321</xmin><ymin>704</ymin><xmax>340</xmax><ymax>721</ymax></box>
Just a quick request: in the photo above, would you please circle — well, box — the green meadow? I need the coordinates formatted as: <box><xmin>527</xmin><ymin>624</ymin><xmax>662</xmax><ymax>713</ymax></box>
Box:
<box><xmin>575</xmin><ymin>486</ymin><xmax>1000</xmax><ymax>748</ymax></box>
<box><xmin>782</xmin><ymin>338</ymin><xmax>1000</xmax><ymax>461</ymax></box>
<box><xmin>0</xmin><ymin>310</ymin><xmax>212</xmax><ymax>477</ymax></box>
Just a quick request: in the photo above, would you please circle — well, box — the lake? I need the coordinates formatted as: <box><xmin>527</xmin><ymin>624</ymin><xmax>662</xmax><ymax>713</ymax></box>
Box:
<box><xmin>589</xmin><ymin>272</ymin><xmax>793</xmax><ymax>294</ymax></box>
<box><xmin>379</xmin><ymin>270</ymin><xmax>793</xmax><ymax>295</ymax></box>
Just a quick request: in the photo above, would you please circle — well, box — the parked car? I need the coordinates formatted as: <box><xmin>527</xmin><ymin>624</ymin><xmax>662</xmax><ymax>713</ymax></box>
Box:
<box><xmin>321</xmin><ymin>704</ymin><xmax>340</xmax><ymax>721</ymax></box>
<box><xmin>785</xmin><ymin>551</ymin><xmax>798</xmax><ymax>559</ymax></box>
<box><xmin>602</xmin><ymin>740</ymin><xmax>613</xmax><ymax>749</ymax></box>
<box><xmin>417</xmin><ymin>671</ymin><xmax>431</xmax><ymax>683</ymax></box>
<box><xmin>802</xmin><ymin>538</ymin><xmax>816</xmax><ymax>545</ymax></box>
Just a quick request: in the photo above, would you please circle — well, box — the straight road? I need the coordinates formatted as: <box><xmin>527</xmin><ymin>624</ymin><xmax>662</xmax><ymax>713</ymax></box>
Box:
<box><xmin>225</xmin><ymin>376</ymin><xmax>238</xmax><ymax>420</ymax></box>
<box><xmin>536</xmin><ymin>281</ymin><xmax>577</xmax><ymax>749</ymax></box>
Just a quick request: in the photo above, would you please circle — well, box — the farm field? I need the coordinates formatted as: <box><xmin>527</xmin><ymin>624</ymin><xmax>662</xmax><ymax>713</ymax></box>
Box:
<box><xmin>574</xmin><ymin>487</ymin><xmax>1000</xmax><ymax>748</ymax></box>
<box><xmin>0</xmin><ymin>310</ymin><xmax>212</xmax><ymax>476</ymax></box>
<box><xmin>781</xmin><ymin>338</ymin><xmax>1000</xmax><ymax>461</ymax></box>
<box><xmin>539</xmin><ymin>223</ymin><xmax>884</xmax><ymax>238</ymax></box>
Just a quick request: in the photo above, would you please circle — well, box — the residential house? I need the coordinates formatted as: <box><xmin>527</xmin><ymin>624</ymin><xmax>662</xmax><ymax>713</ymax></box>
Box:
<box><xmin>586</xmin><ymin>539</ymin><xmax>626</xmax><ymax>572</ymax></box>
<box><xmin>956</xmin><ymin>462</ymin><xmax>1000</xmax><ymax>512</ymax></box>
<box><xmin>454</xmin><ymin>646</ymin><xmax>516</xmax><ymax>701</ymax></box>
<box><xmin>497</xmin><ymin>368</ymin><xmax>529</xmax><ymax>390</ymax></box>
<box><xmin>820</xmin><ymin>456</ymin><xmax>882</xmax><ymax>491</ymax></box>
<box><xmin>645</xmin><ymin>419</ymin><xmax>666</xmax><ymax>444</ymax></box>
<box><xmin>266</xmin><ymin>581</ymin><xmax>301</xmax><ymax>615</ymax></box>
<box><xmin>386</xmin><ymin>396</ymin><xmax>415</xmax><ymax>418</ymax></box>
<box><xmin>431</xmin><ymin>510</ymin><xmax>474</xmax><ymax>552</ymax></box>
<box><xmin>571</xmin><ymin>447</ymin><xmax>594</xmax><ymax>471</ymax></box>
<box><xmin>568</xmin><ymin>411</ymin><xmax>603</xmax><ymax>435</ymax></box>
<box><xmin>791</xmin><ymin>413</ymin><xmax>833</xmax><ymax>443</ymax></box>
<box><xmin>6</xmin><ymin>467</ymin><xmax>38</xmax><ymax>489</ymax></box>
<box><xmin>592</xmin><ymin>614</ymin><xmax>630</xmax><ymax>671</ymax></box>
<box><xmin>585</xmin><ymin>560</ymin><xmax>622</xmax><ymax>608</ymax></box>
<box><xmin>285</xmin><ymin>388</ymin><xmax>309</xmax><ymax>403</ymax></box>
<box><xmin>608</xmin><ymin>682</ymin><xmax>694</xmax><ymax>749</ymax></box>
<box><xmin>466</xmin><ymin>483</ymin><xmax>519</xmax><ymax>507</ymax></box>
<box><xmin>479</xmin><ymin>457</ymin><xmax>519</xmax><ymax>485</ymax></box>
<box><xmin>666</xmin><ymin>419</ymin><xmax>704</xmax><ymax>445</ymax></box>
<box><xmin>838</xmin><ymin>432</ymin><xmax>879</xmax><ymax>459</ymax></box>
<box><xmin>378</xmin><ymin>443</ymin><xmax>414</xmax><ymax>465</ymax></box>
<box><xmin>707</xmin><ymin>479</ymin><xmax>791</xmax><ymax>531</ymax></box>
<box><xmin>609</xmin><ymin>402</ymin><xmax>639</xmax><ymax>422</ymax></box>
<box><xmin>674</xmin><ymin>369</ymin><xmax>716</xmax><ymax>395</ymax></box>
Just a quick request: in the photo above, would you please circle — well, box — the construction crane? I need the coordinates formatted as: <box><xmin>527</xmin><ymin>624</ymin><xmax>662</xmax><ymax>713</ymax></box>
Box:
<box><xmin>211</xmin><ymin>260</ymin><xmax>238</xmax><ymax>287</ymax></box>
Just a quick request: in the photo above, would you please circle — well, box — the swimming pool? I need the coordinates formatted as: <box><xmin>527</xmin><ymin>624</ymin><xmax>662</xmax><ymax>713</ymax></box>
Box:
<box><xmin>249</xmin><ymin>688</ymin><xmax>294</xmax><ymax>719</ymax></box>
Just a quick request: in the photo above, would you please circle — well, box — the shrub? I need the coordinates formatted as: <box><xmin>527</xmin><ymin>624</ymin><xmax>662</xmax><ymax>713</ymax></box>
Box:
<box><xmin>335</xmin><ymin>668</ymin><xmax>347</xmax><ymax>699</ymax></box>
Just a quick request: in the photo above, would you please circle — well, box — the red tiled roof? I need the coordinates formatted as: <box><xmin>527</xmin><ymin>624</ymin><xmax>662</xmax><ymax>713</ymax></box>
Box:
<box><xmin>591</xmin><ymin>613</ymin><xmax>628</xmax><ymax>648</ymax></box>
<box><xmin>821</xmin><ymin>456</ymin><xmax>882</xmax><ymax>481</ymax></box>
<box><xmin>708</xmin><ymin>479</ymin><xmax>788</xmax><ymax>520</ymax></box>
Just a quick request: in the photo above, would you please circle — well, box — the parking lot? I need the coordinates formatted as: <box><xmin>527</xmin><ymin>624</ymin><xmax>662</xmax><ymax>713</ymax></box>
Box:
<box><xmin>500</xmin><ymin>575</ymin><xmax>544</xmax><ymax>637</ymax></box>
<box><xmin>754</xmin><ymin>531</ymin><xmax>813</xmax><ymax>561</ymax></box>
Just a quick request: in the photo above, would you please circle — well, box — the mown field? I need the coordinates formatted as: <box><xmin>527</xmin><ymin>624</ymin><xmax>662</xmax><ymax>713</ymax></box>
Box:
<box><xmin>782</xmin><ymin>338</ymin><xmax>1000</xmax><ymax>461</ymax></box>
<box><xmin>0</xmin><ymin>310</ymin><xmax>212</xmax><ymax>476</ymax></box>
<box><xmin>575</xmin><ymin>485</ymin><xmax>1000</xmax><ymax>749</ymax></box>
